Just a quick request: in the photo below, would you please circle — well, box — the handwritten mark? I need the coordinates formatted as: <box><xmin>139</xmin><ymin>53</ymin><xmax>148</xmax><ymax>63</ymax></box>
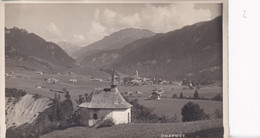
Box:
<box><xmin>243</xmin><ymin>10</ymin><xmax>247</xmax><ymax>18</ymax></box>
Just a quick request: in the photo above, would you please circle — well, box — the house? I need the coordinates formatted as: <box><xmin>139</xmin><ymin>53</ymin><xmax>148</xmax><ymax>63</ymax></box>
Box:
<box><xmin>124</xmin><ymin>90</ymin><xmax>133</xmax><ymax>96</ymax></box>
<box><xmin>136</xmin><ymin>91</ymin><xmax>142</xmax><ymax>95</ymax></box>
<box><xmin>69</xmin><ymin>79</ymin><xmax>77</xmax><ymax>83</ymax></box>
<box><xmin>36</xmin><ymin>71</ymin><xmax>43</xmax><ymax>75</ymax></box>
<box><xmin>149</xmin><ymin>88</ymin><xmax>164</xmax><ymax>100</ymax></box>
<box><xmin>46</xmin><ymin>78</ymin><xmax>58</xmax><ymax>84</ymax></box>
<box><xmin>90</xmin><ymin>78</ymin><xmax>103</xmax><ymax>82</ymax></box>
<box><xmin>5</xmin><ymin>73</ymin><xmax>15</xmax><ymax>79</ymax></box>
<box><xmin>68</xmin><ymin>71</ymin><xmax>75</xmax><ymax>75</ymax></box>
<box><xmin>150</xmin><ymin>92</ymin><xmax>161</xmax><ymax>100</ymax></box>
<box><xmin>79</xmin><ymin>71</ymin><xmax>132</xmax><ymax>126</ymax></box>
<box><xmin>35</xmin><ymin>85</ymin><xmax>42</xmax><ymax>89</ymax></box>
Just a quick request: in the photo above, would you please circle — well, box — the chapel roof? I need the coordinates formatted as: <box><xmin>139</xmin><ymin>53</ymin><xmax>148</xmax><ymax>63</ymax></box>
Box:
<box><xmin>79</xmin><ymin>87</ymin><xmax>132</xmax><ymax>109</ymax></box>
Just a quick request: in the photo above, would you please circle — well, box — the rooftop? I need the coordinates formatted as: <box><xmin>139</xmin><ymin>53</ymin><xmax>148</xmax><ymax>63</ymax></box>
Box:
<box><xmin>79</xmin><ymin>87</ymin><xmax>132</xmax><ymax>109</ymax></box>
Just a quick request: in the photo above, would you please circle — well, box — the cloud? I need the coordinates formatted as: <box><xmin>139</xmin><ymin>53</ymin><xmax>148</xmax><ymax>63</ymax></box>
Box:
<box><xmin>138</xmin><ymin>3</ymin><xmax>212</xmax><ymax>32</ymax></box>
<box><xmin>84</xmin><ymin>3</ymin><xmax>213</xmax><ymax>45</ymax></box>
<box><xmin>72</xmin><ymin>34</ymin><xmax>86</xmax><ymax>43</ymax></box>
<box><xmin>46</xmin><ymin>22</ymin><xmax>62</xmax><ymax>37</ymax></box>
<box><xmin>6</xmin><ymin>3</ymin><xmax>218</xmax><ymax>47</ymax></box>
<box><xmin>104</xmin><ymin>8</ymin><xmax>117</xmax><ymax>19</ymax></box>
<box><xmin>119</xmin><ymin>13</ymin><xmax>141</xmax><ymax>27</ymax></box>
<box><xmin>84</xmin><ymin>20</ymin><xmax>108</xmax><ymax>45</ymax></box>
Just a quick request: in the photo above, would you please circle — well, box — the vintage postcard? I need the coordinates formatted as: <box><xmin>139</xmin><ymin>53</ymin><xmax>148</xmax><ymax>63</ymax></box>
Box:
<box><xmin>1</xmin><ymin>0</ymin><xmax>228</xmax><ymax>138</ymax></box>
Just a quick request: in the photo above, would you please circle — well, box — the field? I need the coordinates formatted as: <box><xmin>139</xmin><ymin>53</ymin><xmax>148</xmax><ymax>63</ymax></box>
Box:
<box><xmin>5</xmin><ymin>68</ymin><xmax>223</xmax><ymax>121</ymax></box>
<box><xmin>41</xmin><ymin>119</ymin><xmax>223</xmax><ymax>138</ymax></box>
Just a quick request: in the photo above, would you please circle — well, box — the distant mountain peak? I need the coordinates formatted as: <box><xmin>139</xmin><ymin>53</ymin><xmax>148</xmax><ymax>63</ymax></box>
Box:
<box><xmin>73</xmin><ymin>28</ymin><xmax>155</xmax><ymax>60</ymax></box>
<box><xmin>57</xmin><ymin>41</ymin><xmax>81</xmax><ymax>58</ymax></box>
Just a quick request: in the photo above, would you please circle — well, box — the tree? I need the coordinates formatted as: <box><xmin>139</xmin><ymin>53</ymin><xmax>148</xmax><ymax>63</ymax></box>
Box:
<box><xmin>75</xmin><ymin>94</ymin><xmax>85</xmax><ymax>105</ymax></box>
<box><xmin>212</xmin><ymin>94</ymin><xmax>222</xmax><ymax>101</ymax></box>
<box><xmin>59</xmin><ymin>95</ymin><xmax>74</xmax><ymax>128</ymax></box>
<box><xmin>86</xmin><ymin>92</ymin><xmax>93</xmax><ymax>102</ymax></box>
<box><xmin>172</xmin><ymin>94</ymin><xmax>178</xmax><ymax>98</ymax></box>
<box><xmin>180</xmin><ymin>92</ymin><xmax>184</xmax><ymax>99</ymax></box>
<box><xmin>52</xmin><ymin>93</ymin><xmax>61</xmax><ymax>121</ymax></box>
<box><xmin>84</xmin><ymin>93</ymin><xmax>88</xmax><ymax>101</ymax></box>
<box><xmin>194</xmin><ymin>90</ymin><xmax>199</xmax><ymax>99</ymax></box>
<box><xmin>65</xmin><ymin>91</ymin><xmax>71</xmax><ymax>100</ymax></box>
<box><xmin>181</xmin><ymin>102</ymin><xmax>210</xmax><ymax>122</ymax></box>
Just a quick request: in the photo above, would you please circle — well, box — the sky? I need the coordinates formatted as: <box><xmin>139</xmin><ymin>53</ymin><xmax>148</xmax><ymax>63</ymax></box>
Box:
<box><xmin>5</xmin><ymin>3</ymin><xmax>222</xmax><ymax>47</ymax></box>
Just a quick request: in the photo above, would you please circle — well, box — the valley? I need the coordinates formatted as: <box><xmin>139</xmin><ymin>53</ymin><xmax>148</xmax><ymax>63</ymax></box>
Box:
<box><xmin>4</xmin><ymin>13</ymin><xmax>224</xmax><ymax>138</ymax></box>
<box><xmin>6</xmin><ymin>68</ymin><xmax>222</xmax><ymax>122</ymax></box>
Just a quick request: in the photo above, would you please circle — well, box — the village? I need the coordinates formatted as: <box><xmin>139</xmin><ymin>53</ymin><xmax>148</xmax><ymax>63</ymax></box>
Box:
<box><xmin>5</xmin><ymin>67</ymin><xmax>222</xmax><ymax>124</ymax></box>
<box><xmin>5</xmin><ymin>69</ymin><xmax>221</xmax><ymax>101</ymax></box>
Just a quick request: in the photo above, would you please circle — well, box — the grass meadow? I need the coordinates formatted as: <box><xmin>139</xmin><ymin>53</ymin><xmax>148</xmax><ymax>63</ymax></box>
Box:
<box><xmin>5</xmin><ymin>69</ymin><xmax>222</xmax><ymax>121</ymax></box>
<box><xmin>41</xmin><ymin>119</ymin><xmax>223</xmax><ymax>138</ymax></box>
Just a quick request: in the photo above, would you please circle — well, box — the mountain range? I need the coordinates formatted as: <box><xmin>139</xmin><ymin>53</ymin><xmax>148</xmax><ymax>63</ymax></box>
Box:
<box><xmin>5</xmin><ymin>27</ymin><xmax>76</xmax><ymax>71</ymax></box>
<box><xmin>79</xmin><ymin>16</ymin><xmax>223</xmax><ymax>81</ymax></box>
<box><xmin>73</xmin><ymin>28</ymin><xmax>155</xmax><ymax>62</ymax></box>
<box><xmin>5</xmin><ymin>16</ymin><xmax>222</xmax><ymax>82</ymax></box>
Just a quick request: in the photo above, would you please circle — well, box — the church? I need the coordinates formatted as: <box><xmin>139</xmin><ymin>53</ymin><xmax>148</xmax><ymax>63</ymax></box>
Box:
<box><xmin>79</xmin><ymin>72</ymin><xmax>132</xmax><ymax>126</ymax></box>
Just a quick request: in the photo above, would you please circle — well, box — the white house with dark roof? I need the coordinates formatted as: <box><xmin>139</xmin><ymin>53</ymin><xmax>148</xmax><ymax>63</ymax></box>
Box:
<box><xmin>79</xmin><ymin>71</ymin><xmax>132</xmax><ymax>126</ymax></box>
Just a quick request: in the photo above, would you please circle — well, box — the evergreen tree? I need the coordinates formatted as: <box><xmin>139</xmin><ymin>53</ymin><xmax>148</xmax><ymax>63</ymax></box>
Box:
<box><xmin>84</xmin><ymin>93</ymin><xmax>88</xmax><ymax>101</ymax></box>
<box><xmin>58</xmin><ymin>91</ymin><xmax>74</xmax><ymax>128</ymax></box>
<box><xmin>53</xmin><ymin>93</ymin><xmax>61</xmax><ymax>121</ymax></box>
<box><xmin>194</xmin><ymin>90</ymin><xmax>199</xmax><ymax>99</ymax></box>
<box><xmin>180</xmin><ymin>92</ymin><xmax>184</xmax><ymax>99</ymax></box>
<box><xmin>65</xmin><ymin>91</ymin><xmax>71</xmax><ymax>100</ymax></box>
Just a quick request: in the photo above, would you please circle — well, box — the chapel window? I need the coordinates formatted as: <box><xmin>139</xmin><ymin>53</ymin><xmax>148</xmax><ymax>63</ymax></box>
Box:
<box><xmin>93</xmin><ymin>113</ymin><xmax>98</xmax><ymax>120</ymax></box>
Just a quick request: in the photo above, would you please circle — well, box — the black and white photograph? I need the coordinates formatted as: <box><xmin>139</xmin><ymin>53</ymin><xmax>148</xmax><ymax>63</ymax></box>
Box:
<box><xmin>3</xmin><ymin>1</ymin><xmax>227</xmax><ymax>138</ymax></box>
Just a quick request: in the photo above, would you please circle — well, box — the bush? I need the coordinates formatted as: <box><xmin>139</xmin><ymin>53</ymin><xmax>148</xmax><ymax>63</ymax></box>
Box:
<box><xmin>212</xmin><ymin>94</ymin><xmax>223</xmax><ymax>101</ymax></box>
<box><xmin>181</xmin><ymin>102</ymin><xmax>210</xmax><ymax>122</ymax></box>
<box><xmin>5</xmin><ymin>88</ymin><xmax>27</xmax><ymax>104</ymax></box>
<box><xmin>172</xmin><ymin>94</ymin><xmax>178</xmax><ymax>98</ymax></box>
<box><xmin>5</xmin><ymin>88</ymin><xmax>26</xmax><ymax>98</ymax></box>
<box><xmin>33</xmin><ymin>94</ymin><xmax>41</xmax><ymax>100</ymax></box>
<box><xmin>214</xmin><ymin>108</ymin><xmax>223</xmax><ymax>119</ymax></box>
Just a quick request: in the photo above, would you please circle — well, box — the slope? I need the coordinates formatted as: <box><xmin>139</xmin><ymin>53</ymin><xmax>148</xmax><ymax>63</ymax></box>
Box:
<box><xmin>80</xmin><ymin>16</ymin><xmax>222</xmax><ymax>81</ymax></box>
<box><xmin>5</xmin><ymin>27</ymin><xmax>76</xmax><ymax>68</ymax></box>
<box><xmin>74</xmin><ymin>28</ymin><xmax>155</xmax><ymax>61</ymax></box>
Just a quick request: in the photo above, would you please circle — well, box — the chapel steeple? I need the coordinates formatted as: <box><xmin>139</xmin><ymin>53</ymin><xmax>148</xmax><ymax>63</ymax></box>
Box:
<box><xmin>111</xmin><ymin>68</ymin><xmax>117</xmax><ymax>88</ymax></box>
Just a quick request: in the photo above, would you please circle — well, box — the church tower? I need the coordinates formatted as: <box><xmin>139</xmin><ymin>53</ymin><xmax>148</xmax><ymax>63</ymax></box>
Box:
<box><xmin>111</xmin><ymin>69</ymin><xmax>118</xmax><ymax>88</ymax></box>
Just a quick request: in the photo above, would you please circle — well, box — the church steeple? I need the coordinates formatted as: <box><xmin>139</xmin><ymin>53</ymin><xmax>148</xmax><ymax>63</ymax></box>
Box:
<box><xmin>111</xmin><ymin>68</ymin><xmax>117</xmax><ymax>88</ymax></box>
